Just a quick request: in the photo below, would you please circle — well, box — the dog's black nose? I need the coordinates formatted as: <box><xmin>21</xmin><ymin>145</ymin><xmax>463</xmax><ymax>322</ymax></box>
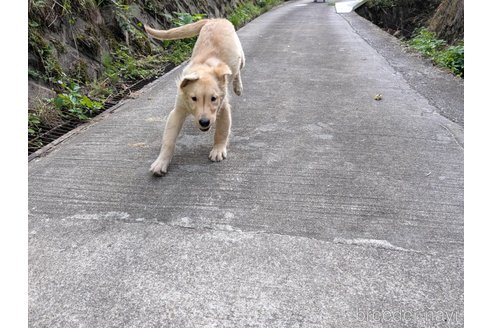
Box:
<box><xmin>199</xmin><ymin>118</ymin><xmax>210</xmax><ymax>128</ymax></box>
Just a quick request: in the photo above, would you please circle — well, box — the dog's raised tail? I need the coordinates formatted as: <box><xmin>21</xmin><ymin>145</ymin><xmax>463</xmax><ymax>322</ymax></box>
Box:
<box><xmin>144</xmin><ymin>19</ymin><xmax>209</xmax><ymax>40</ymax></box>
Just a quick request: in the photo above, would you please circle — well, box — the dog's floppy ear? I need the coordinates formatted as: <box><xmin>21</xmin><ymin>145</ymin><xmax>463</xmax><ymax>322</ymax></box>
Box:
<box><xmin>180</xmin><ymin>72</ymin><xmax>199</xmax><ymax>89</ymax></box>
<box><xmin>214</xmin><ymin>63</ymin><xmax>232</xmax><ymax>84</ymax></box>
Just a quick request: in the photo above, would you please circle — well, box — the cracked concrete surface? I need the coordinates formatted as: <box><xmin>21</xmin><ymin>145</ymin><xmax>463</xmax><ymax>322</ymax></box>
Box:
<box><xmin>29</xmin><ymin>0</ymin><xmax>463</xmax><ymax>327</ymax></box>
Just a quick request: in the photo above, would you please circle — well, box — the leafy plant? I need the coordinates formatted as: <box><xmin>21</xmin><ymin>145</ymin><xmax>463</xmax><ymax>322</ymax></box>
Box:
<box><xmin>28</xmin><ymin>112</ymin><xmax>42</xmax><ymax>136</ymax></box>
<box><xmin>408</xmin><ymin>28</ymin><xmax>446</xmax><ymax>56</ymax></box>
<box><xmin>52</xmin><ymin>80</ymin><xmax>102</xmax><ymax>120</ymax></box>
<box><xmin>165</xmin><ymin>12</ymin><xmax>207</xmax><ymax>27</ymax></box>
<box><xmin>434</xmin><ymin>42</ymin><xmax>464</xmax><ymax>77</ymax></box>
<box><xmin>408</xmin><ymin>28</ymin><xmax>464</xmax><ymax>77</ymax></box>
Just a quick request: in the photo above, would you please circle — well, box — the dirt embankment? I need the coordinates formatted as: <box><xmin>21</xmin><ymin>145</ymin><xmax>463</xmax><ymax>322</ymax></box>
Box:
<box><xmin>28</xmin><ymin>0</ymin><xmax>249</xmax><ymax>108</ymax></box>
<box><xmin>356</xmin><ymin>0</ymin><xmax>463</xmax><ymax>44</ymax></box>
<box><xmin>428</xmin><ymin>0</ymin><xmax>464</xmax><ymax>44</ymax></box>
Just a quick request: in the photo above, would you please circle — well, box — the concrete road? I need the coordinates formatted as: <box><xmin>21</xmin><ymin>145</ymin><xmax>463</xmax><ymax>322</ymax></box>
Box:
<box><xmin>29</xmin><ymin>0</ymin><xmax>463</xmax><ymax>327</ymax></box>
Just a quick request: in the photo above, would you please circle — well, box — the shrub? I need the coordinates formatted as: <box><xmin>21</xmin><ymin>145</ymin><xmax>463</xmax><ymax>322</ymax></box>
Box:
<box><xmin>435</xmin><ymin>42</ymin><xmax>464</xmax><ymax>77</ymax></box>
<box><xmin>52</xmin><ymin>80</ymin><xmax>103</xmax><ymax>120</ymax></box>
<box><xmin>228</xmin><ymin>2</ymin><xmax>262</xmax><ymax>29</ymax></box>
<box><xmin>408</xmin><ymin>28</ymin><xmax>464</xmax><ymax>77</ymax></box>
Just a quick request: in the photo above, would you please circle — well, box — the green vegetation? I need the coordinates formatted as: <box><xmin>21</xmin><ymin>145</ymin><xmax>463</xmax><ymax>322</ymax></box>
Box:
<box><xmin>28</xmin><ymin>9</ymin><xmax>202</xmax><ymax>147</ymax></box>
<box><xmin>52</xmin><ymin>80</ymin><xmax>103</xmax><ymax>120</ymax></box>
<box><xmin>28</xmin><ymin>112</ymin><xmax>42</xmax><ymax>136</ymax></box>
<box><xmin>159</xmin><ymin>12</ymin><xmax>207</xmax><ymax>64</ymax></box>
<box><xmin>228</xmin><ymin>2</ymin><xmax>261</xmax><ymax>28</ymax></box>
<box><xmin>408</xmin><ymin>28</ymin><xmax>464</xmax><ymax>77</ymax></box>
<box><xmin>228</xmin><ymin>0</ymin><xmax>282</xmax><ymax>29</ymax></box>
<box><xmin>165</xmin><ymin>12</ymin><xmax>207</xmax><ymax>27</ymax></box>
<box><xmin>103</xmin><ymin>47</ymin><xmax>156</xmax><ymax>82</ymax></box>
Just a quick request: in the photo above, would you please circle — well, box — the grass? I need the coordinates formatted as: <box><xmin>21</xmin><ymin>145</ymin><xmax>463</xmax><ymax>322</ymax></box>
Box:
<box><xmin>228</xmin><ymin>2</ymin><xmax>261</xmax><ymax>28</ymax></box>
<box><xmin>228</xmin><ymin>0</ymin><xmax>283</xmax><ymax>29</ymax></box>
<box><xmin>103</xmin><ymin>47</ymin><xmax>153</xmax><ymax>82</ymax></box>
<box><xmin>408</xmin><ymin>28</ymin><xmax>464</xmax><ymax>77</ymax></box>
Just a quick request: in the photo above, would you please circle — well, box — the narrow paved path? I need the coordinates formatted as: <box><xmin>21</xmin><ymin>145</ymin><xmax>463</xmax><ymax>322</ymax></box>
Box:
<box><xmin>29</xmin><ymin>1</ymin><xmax>463</xmax><ymax>327</ymax></box>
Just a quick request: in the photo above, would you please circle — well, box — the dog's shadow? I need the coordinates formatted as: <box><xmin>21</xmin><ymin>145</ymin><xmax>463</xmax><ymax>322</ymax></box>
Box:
<box><xmin>172</xmin><ymin>123</ymin><xmax>219</xmax><ymax>170</ymax></box>
<box><xmin>148</xmin><ymin>119</ymin><xmax>234</xmax><ymax>179</ymax></box>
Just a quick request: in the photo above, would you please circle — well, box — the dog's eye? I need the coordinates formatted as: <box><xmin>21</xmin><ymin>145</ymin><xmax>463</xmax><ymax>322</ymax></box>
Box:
<box><xmin>191</xmin><ymin>96</ymin><xmax>197</xmax><ymax>102</ymax></box>
<box><xmin>211</xmin><ymin>96</ymin><xmax>217</xmax><ymax>102</ymax></box>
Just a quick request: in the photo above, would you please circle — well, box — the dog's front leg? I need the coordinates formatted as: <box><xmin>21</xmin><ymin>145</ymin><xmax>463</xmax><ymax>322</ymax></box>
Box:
<box><xmin>150</xmin><ymin>108</ymin><xmax>187</xmax><ymax>176</ymax></box>
<box><xmin>209</xmin><ymin>101</ymin><xmax>231</xmax><ymax>162</ymax></box>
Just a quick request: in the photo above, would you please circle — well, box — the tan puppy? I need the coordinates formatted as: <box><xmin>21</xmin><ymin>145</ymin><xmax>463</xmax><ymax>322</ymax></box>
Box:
<box><xmin>144</xmin><ymin>19</ymin><xmax>245</xmax><ymax>176</ymax></box>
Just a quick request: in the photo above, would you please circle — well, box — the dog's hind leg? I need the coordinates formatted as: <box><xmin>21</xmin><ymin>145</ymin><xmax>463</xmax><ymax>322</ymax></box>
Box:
<box><xmin>209</xmin><ymin>100</ymin><xmax>231</xmax><ymax>162</ymax></box>
<box><xmin>150</xmin><ymin>108</ymin><xmax>187</xmax><ymax>176</ymax></box>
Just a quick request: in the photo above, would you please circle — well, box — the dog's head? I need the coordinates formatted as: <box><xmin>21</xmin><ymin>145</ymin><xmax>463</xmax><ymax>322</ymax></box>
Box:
<box><xmin>179</xmin><ymin>63</ymin><xmax>232</xmax><ymax>132</ymax></box>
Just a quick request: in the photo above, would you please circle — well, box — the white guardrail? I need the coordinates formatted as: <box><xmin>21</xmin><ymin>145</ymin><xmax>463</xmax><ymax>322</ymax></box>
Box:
<box><xmin>334</xmin><ymin>0</ymin><xmax>369</xmax><ymax>13</ymax></box>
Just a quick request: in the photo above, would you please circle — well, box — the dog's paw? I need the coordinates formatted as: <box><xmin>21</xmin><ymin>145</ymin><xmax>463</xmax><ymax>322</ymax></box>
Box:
<box><xmin>150</xmin><ymin>157</ymin><xmax>170</xmax><ymax>176</ymax></box>
<box><xmin>209</xmin><ymin>145</ymin><xmax>227</xmax><ymax>162</ymax></box>
<box><xmin>233</xmin><ymin>80</ymin><xmax>243</xmax><ymax>96</ymax></box>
